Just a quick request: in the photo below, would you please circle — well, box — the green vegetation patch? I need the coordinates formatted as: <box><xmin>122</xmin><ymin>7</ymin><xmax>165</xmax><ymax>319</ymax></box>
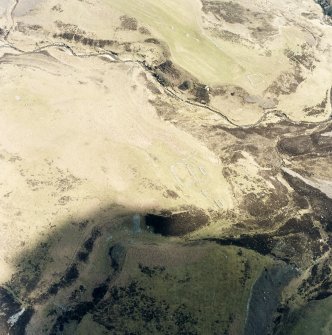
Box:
<box><xmin>108</xmin><ymin>0</ymin><xmax>244</xmax><ymax>85</ymax></box>
<box><xmin>287</xmin><ymin>296</ymin><xmax>332</xmax><ymax>335</ymax></box>
<box><xmin>92</xmin><ymin>243</ymin><xmax>272</xmax><ymax>334</ymax></box>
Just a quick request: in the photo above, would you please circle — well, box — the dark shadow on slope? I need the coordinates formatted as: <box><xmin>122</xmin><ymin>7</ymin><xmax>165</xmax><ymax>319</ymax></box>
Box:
<box><xmin>0</xmin><ymin>180</ymin><xmax>330</xmax><ymax>335</ymax></box>
<box><xmin>0</xmin><ymin>204</ymin><xmax>217</xmax><ymax>334</ymax></box>
<box><xmin>0</xmin><ymin>204</ymin><xmax>135</xmax><ymax>335</ymax></box>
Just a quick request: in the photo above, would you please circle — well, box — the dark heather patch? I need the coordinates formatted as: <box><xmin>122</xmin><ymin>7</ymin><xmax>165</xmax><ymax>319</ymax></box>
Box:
<box><xmin>178</xmin><ymin>80</ymin><xmax>193</xmax><ymax>91</ymax></box>
<box><xmin>144</xmin><ymin>38</ymin><xmax>160</xmax><ymax>44</ymax></box>
<box><xmin>313</xmin><ymin>291</ymin><xmax>332</xmax><ymax>300</ymax></box>
<box><xmin>163</xmin><ymin>189</ymin><xmax>179</xmax><ymax>199</ymax></box>
<box><xmin>278</xmin><ymin>135</ymin><xmax>314</xmax><ymax>156</ymax></box>
<box><xmin>293</xmin><ymin>192</ymin><xmax>309</xmax><ymax>209</ymax></box>
<box><xmin>148</xmin><ymin>99</ymin><xmax>177</xmax><ymax>120</ymax></box>
<box><xmin>282</xmin><ymin>172</ymin><xmax>332</xmax><ymax>232</ymax></box>
<box><xmin>205</xmin><ymin>235</ymin><xmax>274</xmax><ymax>255</ymax></box>
<box><xmin>202</xmin><ymin>0</ymin><xmax>246</xmax><ymax>24</ymax></box>
<box><xmin>240</xmin><ymin>192</ymin><xmax>288</xmax><ymax>218</ymax></box>
<box><xmin>69</xmin><ymin>285</ymin><xmax>86</xmax><ymax>302</ymax></box>
<box><xmin>139</xmin><ymin>71</ymin><xmax>161</xmax><ymax>94</ymax></box>
<box><xmin>49</xmin><ymin>301</ymin><xmax>94</xmax><ymax>335</ymax></box>
<box><xmin>51</xmin><ymin>4</ymin><xmax>63</xmax><ymax>12</ymax></box>
<box><xmin>303</xmin><ymin>90</ymin><xmax>328</xmax><ymax>116</ymax></box>
<box><xmin>53</xmin><ymin>33</ymin><xmax>116</xmax><ymax>49</ymax></box>
<box><xmin>47</xmin><ymin>264</ymin><xmax>79</xmax><ymax>296</ymax></box>
<box><xmin>240</xmin><ymin>259</ymin><xmax>251</xmax><ymax>288</ymax></box>
<box><xmin>120</xmin><ymin>15</ymin><xmax>138</xmax><ymax>31</ymax></box>
<box><xmin>54</xmin><ymin>21</ymin><xmax>85</xmax><ymax>34</ymax></box>
<box><xmin>284</xmin><ymin>47</ymin><xmax>317</xmax><ymax>71</ymax></box>
<box><xmin>16</xmin><ymin>22</ymin><xmax>42</xmax><ymax>33</ymax></box>
<box><xmin>193</xmin><ymin>84</ymin><xmax>210</xmax><ymax>104</ymax></box>
<box><xmin>157</xmin><ymin>60</ymin><xmax>181</xmax><ymax>80</ymax></box>
<box><xmin>298</xmin><ymin>261</ymin><xmax>332</xmax><ymax>299</ymax></box>
<box><xmin>77</xmin><ymin>251</ymin><xmax>89</xmax><ymax>262</ymax></box>
<box><xmin>63</xmin><ymin>264</ymin><xmax>79</xmax><ymax>285</ymax></box>
<box><xmin>138</xmin><ymin>264</ymin><xmax>166</xmax><ymax>277</ymax></box>
<box><xmin>50</xmin><ymin>243</ymin><xmax>126</xmax><ymax>334</ymax></box>
<box><xmin>92</xmin><ymin>284</ymin><xmax>108</xmax><ymax>303</ymax></box>
<box><xmin>265</xmin><ymin>68</ymin><xmax>305</xmax><ymax>96</ymax></box>
<box><xmin>75</xmin><ymin>227</ymin><xmax>101</xmax><ymax>263</ymax></box>
<box><xmin>108</xmin><ymin>244</ymin><xmax>126</xmax><ymax>271</ymax></box>
<box><xmin>48</xmin><ymin>283</ymin><xmax>60</xmax><ymax>295</ymax></box>
<box><xmin>278</xmin><ymin>129</ymin><xmax>332</xmax><ymax>157</ymax></box>
<box><xmin>139</xmin><ymin>26</ymin><xmax>151</xmax><ymax>35</ymax></box>
<box><xmin>83</xmin><ymin>238</ymin><xmax>94</xmax><ymax>252</ymax></box>
<box><xmin>277</xmin><ymin>215</ymin><xmax>321</xmax><ymax>239</ymax></box>
<box><xmin>154</xmin><ymin>70</ymin><xmax>171</xmax><ymax>87</ymax></box>
<box><xmin>146</xmin><ymin>81</ymin><xmax>161</xmax><ymax>94</ymax></box>
<box><xmin>92</xmin><ymin>281</ymin><xmax>199</xmax><ymax>334</ymax></box>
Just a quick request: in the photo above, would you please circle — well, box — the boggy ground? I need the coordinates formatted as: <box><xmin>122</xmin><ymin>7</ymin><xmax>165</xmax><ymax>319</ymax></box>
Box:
<box><xmin>0</xmin><ymin>0</ymin><xmax>332</xmax><ymax>334</ymax></box>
